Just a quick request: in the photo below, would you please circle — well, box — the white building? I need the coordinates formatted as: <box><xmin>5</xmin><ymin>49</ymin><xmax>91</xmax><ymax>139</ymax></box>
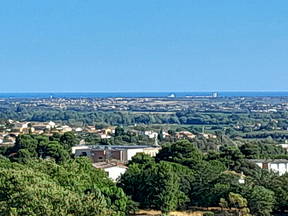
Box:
<box><xmin>46</xmin><ymin>121</ymin><xmax>56</xmax><ymax>130</ymax></box>
<box><xmin>162</xmin><ymin>131</ymin><xmax>170</xmax><ymax>138</ymax></box>
<box><xmin>249</xmin><ymin>159</ymin><xmax>288</xmax><ymax>175</ymax></box>
<box><xmin>75</xmin><ymin>127</ymin><xmax>83</xmax><ymax>132</ymax></box>
<box><xmin>175</xmin><ymin>131</ymin><xmax>196</xmax><ymax>139</ymax></box>
<box><xmin>144</xmin><ymin>131</ymin><xmax>158</xmax><ymax>139</ymax></box>
<box><xmin>72</xmin><ymin>145</ymin><xmax>91</xmax><ymax>155</ymax></box>
<box><xmin>100</xmin><ymin>134</ymin><xmax>112</xmax><ymax>139</ymax></box>
<box><xmin>57</xmin><ymin>125</ymin><xmax>72</xmax><ymax>133</ymax></box>
<box><xmin>200</xmin><ymin>133</ymin><xmax>217</xmax><ymax>139</ymax></box>
<box><xmin>74</xmin><ymin>145</ymin><xmax>161</xmax><ymax>181</ymax></box>
<box><xmin>278</xmin><ymin>144</ymin><xmax>288</xmax><ymax>152</ymax></box>
<box><xmin>93</xmin><ymin>162</ymin><xmax>127</xmax><ymax>182</ymax></box>
<box><xmin>73</xmin><ymin>145</ymin><xmax>161</xmax><ymax>162</ymax></box>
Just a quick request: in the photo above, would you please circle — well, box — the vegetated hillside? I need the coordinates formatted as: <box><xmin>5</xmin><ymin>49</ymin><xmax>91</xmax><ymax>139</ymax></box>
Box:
<box><xmin>119</xmin><ymin>140</ymin><xmax>288</xmax><ymax>216</ymax></box>
<box><xmin>0</xmin><ymin>133</ymin><xmax>288</xmax><ymax>215</ymax></box>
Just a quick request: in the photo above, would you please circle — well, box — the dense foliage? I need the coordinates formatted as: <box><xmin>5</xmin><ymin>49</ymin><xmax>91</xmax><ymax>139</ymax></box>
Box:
<box><xmin>0</xmin><ymin>157</ymin><xmax>134</xmax><ymax>216</ymax></box>
<box><xmin>2</xmin><ymin>132</ymin><xmax>78</xmax><ymax>163</ymax></box>
<box><xmin>119</xmin><ymin>140</ymin><xmax>288</xmax><ymax>215</ymax></box>
<box><xmin>0</xmin><ymin>132</ymin><xmax>136</xmax><ymax>215</ymax></box>
<box><xmin>3</xmin><ymin>106</ymin><xmax>288</xmax><ymax>133</ymax></box>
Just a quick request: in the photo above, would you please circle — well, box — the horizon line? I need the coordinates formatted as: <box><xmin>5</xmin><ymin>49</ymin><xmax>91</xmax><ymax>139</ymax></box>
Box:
<box><xmin>1</xmin><ymin>90</ymin><xmax>288</xmax><ymax>94</ymax></box>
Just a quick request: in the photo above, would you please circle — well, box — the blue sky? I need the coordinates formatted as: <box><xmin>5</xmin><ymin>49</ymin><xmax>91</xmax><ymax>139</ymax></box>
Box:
<box><xmin>0</xmin><ymin>0</ymin><xmax>287</xmax><ymax>92</ymax></box>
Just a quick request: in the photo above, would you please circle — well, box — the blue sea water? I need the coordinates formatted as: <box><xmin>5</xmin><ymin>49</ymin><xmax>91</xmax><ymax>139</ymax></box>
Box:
<box><xmin>1</xmin><ymin>92</ymin><xmax>288</xmax><ymax>98</ymax></box>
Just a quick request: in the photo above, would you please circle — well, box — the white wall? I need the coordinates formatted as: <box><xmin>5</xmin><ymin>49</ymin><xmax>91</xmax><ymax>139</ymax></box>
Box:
<box><xmin>255</xmin><ymin>162</ymin><xmax>263</xmax><ymax>168</ymax></box>
<box><xmin>278</xmin><ymin>163</ymin><xmax>287</xmax><ymax>175</ymax></box>
<box><xmin>270</xmin><ymin>163</ymin><xmax>288</xmax><ymax>175</ymax></box>
<box><xmin>72</xmin><ymin>145</ymin><xmax>90</xmax><ymax>154</ymax></box>
<box><xmin>74</xmin><ymin>148</ymin><xmax>92</xmax><ymax>157</ymax></box>
<box><xmin>127</xmin><ymin>148</ymin><xmax>144</xmax><ymax>161</ymax></box>
<box><xmin>104</xmin><ymin>166</ymin><xmax>127</xmax><ymax>181</ymax></box>
<box><xmin>254</xmin><ymin>161</ymin><xmax>288</xmax><ymax>175</ymax></box>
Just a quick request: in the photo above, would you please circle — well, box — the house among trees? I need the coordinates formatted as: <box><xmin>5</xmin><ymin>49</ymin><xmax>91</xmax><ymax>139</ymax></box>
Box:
<box><xmin>249</xmin><ymin>159</ymin><xmax>288</xmax><ymax>175</ymax></box>
<box><xmin>73</xmin><ymin>145</ymin><xmax>160</xmax><ymax>182</ymax></box>
<box><xmin>175</xmin><ymin>131</ymin><xmax>196</xmax><ymax>139</ymax></box>
<box><xmin>93</xmin><ymin>162</ymin><xmax>127</xmax><ymax>182</ymax></box>
<box><xmin>278</xmin><ymin>143</ymin><xmax>288</xmax><ymax>152</ymax></box>
<box><xmin>73</xmin><ymin>145</ymin><xmax>161</xmax><ymax>163</ymax></box>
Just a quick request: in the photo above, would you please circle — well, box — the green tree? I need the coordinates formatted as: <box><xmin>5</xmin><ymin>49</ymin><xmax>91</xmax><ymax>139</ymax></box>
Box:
<box><xmin>220</xmin><ymin>193</ymin><xmax>251</xmax><ymax>216</ymax></box>
<box><xmin>43</xmin><ymin>141</ymin><xmax>70</xmax><ymax>163</ymax></box>
<box><xmin>7</xmin><ymin>135</ymin><xmax>70</xmax><ymax>163</ymax></box>
<box><xmin>128</xmin><ymin>152</ymin><xmax>155</xmax><ymax>165</ymax></box>
<box><xmin>119</xmin><ymin>161</ymin><xmax>187</xmax><ymax>214</ymax></box>
<box><xmin>60</xmin><ymin>132</ymin><xmax>78</xmax><ymax>150</ymax></box>
<box><xmin>190</xmin><ymin>160</ymin><xmax>226</xmax><ymax>206</ymax></box>
<box><xmin>0</xmin><ymin>157</ymin><xmax>135</xmax><ymax>216</ymax></box>
<box><xmin>270</xmin><ymin>174</ymin><xmax>288</xmax><ymax>212</ymax></box>
<box><xmin>156</xmin><ymin>140</ymin><xmax>203</xmax><ymax>168</ymax></box>
<box><xmin>247</xmin><ymin>186</ymin><xmax>275</xmax><ymax>216</ymax></box>
<box><xmin>218</xmin><ymin>145</ymin><xmax>244</xmax><ymax>170</ymax></box>
<box><xmin>115</xmin><ymin>127</ymin><xmax>125</xmax><ymax>137</ymax></box>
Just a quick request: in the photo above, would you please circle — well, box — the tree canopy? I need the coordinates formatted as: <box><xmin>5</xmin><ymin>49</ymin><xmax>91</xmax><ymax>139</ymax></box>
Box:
<box><xmin>0</xmin><ymin>157</ymin><xmax>134</xmax><ymax>216</ymax></box>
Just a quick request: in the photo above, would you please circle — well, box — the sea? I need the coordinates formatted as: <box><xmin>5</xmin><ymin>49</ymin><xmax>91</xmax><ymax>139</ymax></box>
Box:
<box><xmin>1</xmin><ymin>92</ymin><xmax>288</xmax><ymax>98</ymax></box>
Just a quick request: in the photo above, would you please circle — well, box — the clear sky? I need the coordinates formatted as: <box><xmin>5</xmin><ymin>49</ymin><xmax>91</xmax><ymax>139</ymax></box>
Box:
<box><xmin>0</xmin><ymin>0</ymin><xmax>287</xmax><ymax>92</ymax></box>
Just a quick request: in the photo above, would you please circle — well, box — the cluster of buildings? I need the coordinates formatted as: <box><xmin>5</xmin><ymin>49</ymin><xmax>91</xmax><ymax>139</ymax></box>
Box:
<box><xmin>4</xmin><ymin>118</ymin><xmax>288</xmax><ymax>179</ymax></box>
<box><xmin>137</xmin><ymin>129</ymin><xmax>216</xmax><ymax>140</ymax></box>
<box><xmin>0</xmin><ymin>118</ymin><xmax>218</xmax><ymax>148</ymax></box>
<box><xmin>7</xmin><ymin>95</ymin><xmax>288</xmax><ymax>114</ymax></box>
<box><xmin>174</xmin><ymin>131</ymin><xmax>217</xmax><ymax>139</ymax></box>
<box><xmin>0</xmin><ymin>120</ymin><xmax>117</xmax><ymax>145</ymax></box>
<box><xmin>0</xmin><ymin>120</ymin><xmax>74</xmax><ymax>145</ymax></box>
<box><xmin>84</xmin><ymin>126</ymin><xmax>116</xmax><ymax>139</ymax></box>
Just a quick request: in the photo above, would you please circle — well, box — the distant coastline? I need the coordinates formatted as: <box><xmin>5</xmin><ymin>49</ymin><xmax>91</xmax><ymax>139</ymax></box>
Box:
<box><xmin>1</xmin><ymin>91</ymin><xmax>288</xmax><ymax>98</ymax></box>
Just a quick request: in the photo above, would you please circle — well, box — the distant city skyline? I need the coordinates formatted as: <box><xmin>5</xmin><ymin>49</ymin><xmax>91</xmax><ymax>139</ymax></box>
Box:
<box><xmin>1</xmin><ymin>1</ymin><xmax>288</xmax><ymax>92</ymax></box>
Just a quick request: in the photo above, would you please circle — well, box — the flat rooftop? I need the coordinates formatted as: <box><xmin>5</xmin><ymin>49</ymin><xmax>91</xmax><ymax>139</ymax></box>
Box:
<box><xmin>248</xmin><ymin>159</ymin><xmax>288</xmax><ymax>163</ymax></box>
<box><xmin>93</xmin><ymin>162</ymin><xmax>127</xmax><ymax>169</ymax></box>
<box><xmin>73</xmin><ymin>145</ymin><xmax>160</xmax><ymax>150</ymax></box>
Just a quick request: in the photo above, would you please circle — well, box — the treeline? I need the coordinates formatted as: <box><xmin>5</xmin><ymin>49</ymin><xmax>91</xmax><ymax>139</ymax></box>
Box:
<box><xmin>119</xmin><ymin>140</ymin><xmax>288</xmax><ymax>215</ymax></box>
<box><xmin>243</xmin><ymin>131</ymin><xmax>288</xmax><ymax>139</ymax></box>
<box><xmin>3</xmin><ymin>106</ymin><xmax>288</xmax><ymax>130</ymax></box>
<box><xmin>0</xmin><ymin>109</ymin><xmax>179</xmax><ymax>126</ymax></box>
